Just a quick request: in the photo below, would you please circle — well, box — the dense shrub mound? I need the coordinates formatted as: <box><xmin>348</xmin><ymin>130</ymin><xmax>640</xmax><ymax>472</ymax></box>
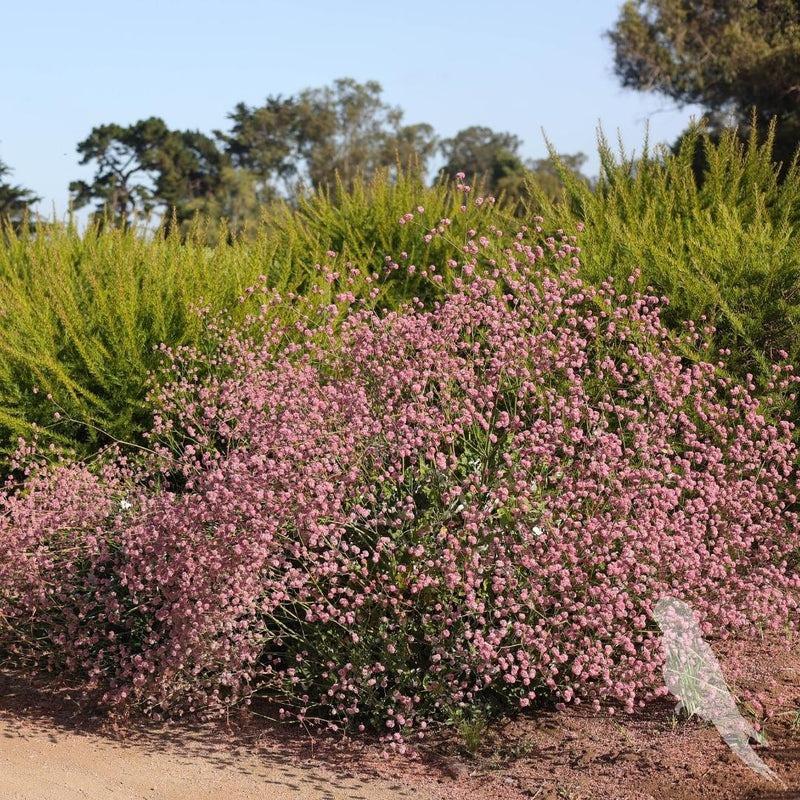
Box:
<box><xmin>528</xmin><ymin>121</ymin><xmax>800</xmax><ymax>409</ymax></box>
<box><xmin>0</xmin><ymin>172</ymin><xmax>515</xmax><ymax>463</ymax></box>
<box><xmin>1</xmin><ymin>216</ymin><xmax>798</xmax><ymax>744</ymax></box>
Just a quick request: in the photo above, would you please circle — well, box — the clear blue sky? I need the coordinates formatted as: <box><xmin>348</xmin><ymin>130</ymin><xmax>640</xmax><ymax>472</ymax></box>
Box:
<box><xmin>1</xmin><ymin>0</ymin><xmax>704</xmax><ymax>215</ymax></box>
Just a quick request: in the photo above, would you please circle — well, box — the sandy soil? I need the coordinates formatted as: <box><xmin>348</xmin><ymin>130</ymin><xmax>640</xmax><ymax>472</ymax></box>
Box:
<box><xmin>0</xmin><ymin>711</ymin><xmax>420</xmax><ymax>800</ymax></box>
<box><xmin>2</xmin><ymin>630</ymin><xmax>800</xmax><ymax>800</ymax></box>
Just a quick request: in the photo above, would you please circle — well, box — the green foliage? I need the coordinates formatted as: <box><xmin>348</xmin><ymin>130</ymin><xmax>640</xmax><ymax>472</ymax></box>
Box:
<box><xmin>0</xmin><ymin>217</ymin><xmax>288</xmax><ymax>460</ymax></box>
<box><xmin>0</xmin><ymin>158</ymin><xmax>39</xmax><ymax>234</ymax></box>
<box><xmin>69</xmin><ymin>118</ymin><xmax>252</xmax><ymax>236</ymax></box>
<box><xmin>9</xmin><ymin>121</ymin><xmax>800</xmax><ymax>465</ymax></box>
<box><xmin>259</xmin><ymin>167</ymin><xmax>519</xmax><ymax>307</ymax></box>
<box><xmin>0</xmin><ymin>168</ymin><xmax>520</xmax><ymax>464</ymax></box>
<box><xmin>523</xmin><ymin>119</ymin><xmax>800</xmax><ymax>405</ymax></box>
<box><xmin>438</xmin><ymin>126</ymin><xmax>591</xmax><ymax>211</ymax></box>
<box><xmin>608</xmin><ymin>0</ymin><xmax>800</xmax><ymax>166</ymax></box>
<box><xmin>218</xmin><ymin>78</ymin><xmax>439</xmax><ymax>196</ymax></box>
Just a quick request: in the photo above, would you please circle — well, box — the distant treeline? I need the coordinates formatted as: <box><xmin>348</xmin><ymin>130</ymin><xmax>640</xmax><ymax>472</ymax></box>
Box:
<box><xmin>61</xmin><ymin>78</ymin><xmax>592</xmax><ymax>237</ymax></box>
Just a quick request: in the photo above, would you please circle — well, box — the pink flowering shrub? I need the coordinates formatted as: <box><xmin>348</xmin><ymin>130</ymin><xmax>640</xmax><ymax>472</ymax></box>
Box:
<box><xmin>0</xmin><ymin>445</ymin><xmax>138</xmax><ymax>673</ymax></box>
<box><xmin>1</xmin><ymin>211</ymin><xmax>799</xmax><ymax>743</ymax></box>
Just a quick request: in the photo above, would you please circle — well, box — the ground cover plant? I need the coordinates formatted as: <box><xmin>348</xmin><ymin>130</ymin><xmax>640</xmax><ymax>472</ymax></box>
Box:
<box><xmin>1</xmin><ymin>193</ymin><xmax>799</xmax><ymax>750</ymax></box>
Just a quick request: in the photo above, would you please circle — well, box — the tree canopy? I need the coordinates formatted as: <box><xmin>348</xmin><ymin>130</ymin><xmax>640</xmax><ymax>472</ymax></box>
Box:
<box><xmin>69</xmin><ymin>118</ymin><xmax>246</xmax><ymax>232</ymax></box>
<box><xmin>218</xmin><ymin>78</ymin><xmax>438</xmax><ymax>195</ymax></box>
<box><xmin>69</xmin><ymin>79</ymin><xmax>589</xmax><ymax>232</ymax></box>
<box><xmin>0</xmin><ymin>157</ymin><xmax>39</xmax><ymax>231</ymax></box>
<box><xmin>70</xmin><ymin>118</ymin><xmax>170</xmax><ymax>224</ymax></box>
<box><xmin>438</xmin><ymin>126</ymin><xmax>526</xmax><ymax>193</ymax></box>
<box><xmin>608</xmin><ymin>0</ymin><xmax>800</xmax><ymax>166</ymax></box>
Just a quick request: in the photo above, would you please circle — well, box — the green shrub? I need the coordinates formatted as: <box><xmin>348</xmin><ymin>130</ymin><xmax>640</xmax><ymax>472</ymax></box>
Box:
<box><xmin>525</xmin><ymin>120</ymin><xmax>800</xmax><ymax>410</ymax></box>
<box><xmin>260</xmin><ymin>168</ymin><xmax>518</xmax><ymax>307</ymax></box>
<box><xmin>0</xmin><ymin>217</ymin><xmax>286</xmax><ymax>459</ymax></box>
<box><xmin>5</xmin><ymin>127</ymin><xmax>800</xmax><ymax>466</ymax></box>
<box><xmin>0</xmin><ymin>172</ymin><xmax>519</xmax><ymax>463</ymax></box>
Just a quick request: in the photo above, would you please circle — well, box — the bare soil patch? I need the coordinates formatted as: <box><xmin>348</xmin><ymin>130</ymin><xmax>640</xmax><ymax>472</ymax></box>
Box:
<box><xmin>2</xmin><ymin>630</ymin><xmax>799</xmax><ymax>799</ymax></box>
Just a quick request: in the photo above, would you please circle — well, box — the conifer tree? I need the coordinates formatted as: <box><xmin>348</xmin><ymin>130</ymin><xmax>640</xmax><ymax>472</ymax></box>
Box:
<box><xmin>0</xmin><ymin>157</ymin><xmax>39</xmax><ymax>231</ymax></box>
<box><xmin>608</xmin><ymin>0</ymin><xmax>800</xmax><ymax>167</ymax></box>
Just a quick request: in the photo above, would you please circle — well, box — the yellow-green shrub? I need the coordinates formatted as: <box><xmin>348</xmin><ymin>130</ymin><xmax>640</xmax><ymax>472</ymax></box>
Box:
<box><xmin>525</xmin><ymin>120</ymin><xmax>800</xmax><ymax>408</ymax></box>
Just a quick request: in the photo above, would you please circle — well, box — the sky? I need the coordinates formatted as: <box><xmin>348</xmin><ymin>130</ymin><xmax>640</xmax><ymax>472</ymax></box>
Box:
<box><xmin>1</xmin><ymin>0</ymin><xmax>706</xmax><ymax>216</ymax></box>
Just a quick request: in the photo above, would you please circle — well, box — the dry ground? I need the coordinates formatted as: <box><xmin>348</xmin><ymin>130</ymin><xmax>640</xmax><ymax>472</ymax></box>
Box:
<box><xmin>2</xmin><ymin>630</ymin><xmax>800</xmax><ymax>799</ymax></box>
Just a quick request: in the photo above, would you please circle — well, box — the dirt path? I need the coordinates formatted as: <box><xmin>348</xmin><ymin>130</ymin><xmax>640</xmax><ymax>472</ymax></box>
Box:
<box><xmin>3</xmin><ymin>628</ymin><xmax>800</xmax><ymax>800</ymax></box>
<box><xmin>0</xmin><ymin>713</ymin><xmax>425</xmax><ymax>800</ymax></box>
<box><xmin>0</xmin><ymin>671</ymin><xmax>442</xmax><ymax>800</ymax></box>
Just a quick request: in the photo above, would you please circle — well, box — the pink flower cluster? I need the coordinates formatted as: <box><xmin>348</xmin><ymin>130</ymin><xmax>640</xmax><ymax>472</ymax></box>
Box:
<box><xmin>1</xmin><ymin>219</ymin><xmax>799</xmax><ymax>742</ymax></box>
